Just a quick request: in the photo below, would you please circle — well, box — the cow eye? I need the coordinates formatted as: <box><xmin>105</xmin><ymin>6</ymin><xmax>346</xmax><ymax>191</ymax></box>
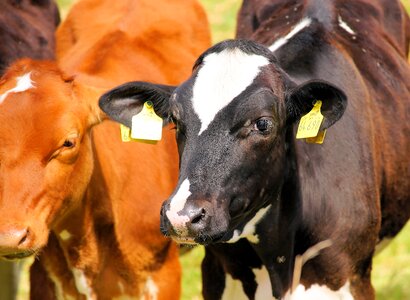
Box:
<box><xmin>62</xmin><ymin>139</ymin><xmax>75</xmax><ymax>148</ymax></box>
<box><xmin>255</xmin><ymin>118</ymin><xmax>272</xmax><ymax>132</ymax></box>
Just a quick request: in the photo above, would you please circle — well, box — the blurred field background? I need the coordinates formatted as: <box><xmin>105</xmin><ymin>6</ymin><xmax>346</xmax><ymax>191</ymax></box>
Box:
<box><xmin>15</xmin><ymin>0</ymin><xmax>410</xmax><ymax>299</ymax></box>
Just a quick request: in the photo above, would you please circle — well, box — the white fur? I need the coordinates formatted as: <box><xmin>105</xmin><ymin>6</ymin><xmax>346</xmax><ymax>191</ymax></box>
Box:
<box><xmin>285</xmin><ymin>282</ymin><xmax>354</xmax><ymax>300</ymax></box>
<box><xmin>192</xmin><ymin>49</ymin><xmax>269</xmax><ymax>135</ymax></box>
<box><xmin>253</xmin><ymin>266</ymin><xmax>275</xmax><ymax>300</ymax></box>
<box><xmin>144</xmin><ymin>276</ymin><xmax>158</xmax><ymax>300</ymax></box>
<box><xmin>49</xmin><ymin>271</ymin><xmax>74</xmax><ymax>300</ymax></box>
<box><xmin>72</xmin><ymin>268</ymin><xmax>95</xmax><ymax>300</ymax></box>
<box><xmin>166</xmin><ymin>179</ymin><xmax>191</xmax><ymax>235</ymax></box>
<box><xmin>227</xmin><ymin>205</ymin><xmax>271</xmax><ymax>244</ymax></box>
<box><xmin>338</xmin><ymin>15</ymin><xmax>356</xmax><ymax>35</ymax></box>
<box><xmin>0</xmin><ymin>72</ymin><xmax>34</xmax><ymax>104</ymax></box>
<box><xmin>269</xmin><ymin>18</ymin><xmax>312</xmax><ymax>52</ymax></box>
<box><xmin>222</xmin><ymin>267</ymin><xmax>276</xmax><ymax>300</ymax></box>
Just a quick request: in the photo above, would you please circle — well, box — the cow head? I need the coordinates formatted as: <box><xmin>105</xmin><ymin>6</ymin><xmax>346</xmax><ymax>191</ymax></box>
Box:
<box><xmin>0</xmin><ymin>59</ymin><xmax>104</xmax><ymax>259</ymax></box>
<box><xmin>100</xmin><ymin>40</ymin><xmax>346</xmax><ymax>245</ymax></box>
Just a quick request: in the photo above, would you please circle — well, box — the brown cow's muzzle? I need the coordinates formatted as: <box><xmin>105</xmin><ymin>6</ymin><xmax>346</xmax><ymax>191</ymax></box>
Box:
<box><xmin>0</xmin><ymin>225</ymin><xmax>38</xmax><ymax>260</ymax></box>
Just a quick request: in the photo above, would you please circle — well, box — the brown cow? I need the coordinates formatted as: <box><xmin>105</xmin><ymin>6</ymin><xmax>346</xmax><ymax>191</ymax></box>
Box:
<box><xmin>0</xmin><ymin>0</ymin><xmax>210</xmax><ymax>298</ymax></box>
<box><xmin>0</xmin><ymin>1</ymin><xmax>59</xmax><ymax>299</ymax></box>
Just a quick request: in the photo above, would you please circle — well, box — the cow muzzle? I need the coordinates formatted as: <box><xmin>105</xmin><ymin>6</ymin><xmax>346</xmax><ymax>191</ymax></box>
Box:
<box><xmin>160</xmin><ymin>201</ymin><xmax>211</xmax><ymax>244</ymax></box>
<box><xmin>0</xmin><ymin>225</ymin><xmax>39</xmax><ymax>260</ymax></box>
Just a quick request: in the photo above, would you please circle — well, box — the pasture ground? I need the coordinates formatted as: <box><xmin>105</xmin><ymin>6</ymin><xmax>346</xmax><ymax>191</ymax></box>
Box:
<box><xmin>15</xmin><ymin>0</ymin><xmax>410</xmax><ymax>299</ymax></box>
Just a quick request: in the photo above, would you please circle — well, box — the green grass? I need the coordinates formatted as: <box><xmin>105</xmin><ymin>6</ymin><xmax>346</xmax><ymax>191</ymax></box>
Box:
<box><xmin>17</xmin><ymin>1</ymin><xmax>410</xmax><ymax>299</ymax></box>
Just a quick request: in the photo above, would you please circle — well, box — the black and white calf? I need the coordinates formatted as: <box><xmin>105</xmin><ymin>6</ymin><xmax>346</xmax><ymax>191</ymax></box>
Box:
<box><xmin>99</xmin><ymin>0</ymin><xmax>410</xmax><ymax>299</ymax></box>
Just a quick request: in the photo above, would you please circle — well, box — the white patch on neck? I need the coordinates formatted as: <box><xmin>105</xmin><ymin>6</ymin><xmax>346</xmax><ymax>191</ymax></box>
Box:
<box><xmin>72</xmin><ymin>268</ymin><xmax>95</xmax><ymax>300</ymax></box>
<box><xmin>338</xmin><ymin>15</ymin><xmax>356</xmax><ymax>35</ymax></box>
<box><xmin>253</xmin><ymin>266</ymin><xmax>274</xmax><ymax>300</ymax></box>
<box><xmin>59</xmin><ymin>230</ymin><xmax>72</xmax><ymax>241</ymax></box>
<box><xmin>285</xmin><ymin>281</ymin><xmax>353</xmax><ymax>300</ymax></box>
<box><xmin>269</xmin><ymin>18</ymin><xmax>312</xmax><ymax>52</ymax></box>
<box><xmin>0</xmin><ymin>72</ymin><xmax>35</xmax><ymax>104</ymax></box>
<box><xmin>143</xmin><ymin>276</ymin><xmax>158</xmax><ymax>300</ymax></box>
<box><xmin>192</xmin><ymin>49</ymin><xmax>269</xmax><ymax>135</ymax></box>
<box><xmin>227</xmin><ymin>205</ymin><xmax>271</xmax><ymax>244</ymax></box>
<box><xmin>49</xmin><ymin>271</ymin><xmax>75</xmax><ymax>300</ymax></box>
<box><xmin>166</xmin><ymin>179</ymin><xmax>191</xmax><ymax>235</ymax></box>
<box><xmin>222</xmin><ymin>268</ymin><xmax>276</xmax><ymax>300</ymax></box>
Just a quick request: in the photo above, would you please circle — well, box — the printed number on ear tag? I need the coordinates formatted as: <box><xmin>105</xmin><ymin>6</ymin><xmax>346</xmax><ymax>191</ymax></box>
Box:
<box><xmin>296</xmin><ymin>100</ymin><xmax>324</xmax><ymax>140</ymax></box>
<box><xmin>131</xmin><ymin>101</ymin><xmax>163</xmax><ymax>143</ymax></box>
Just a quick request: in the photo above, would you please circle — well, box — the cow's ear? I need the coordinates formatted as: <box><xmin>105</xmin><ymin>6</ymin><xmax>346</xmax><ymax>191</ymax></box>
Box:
<box><xmin>98</xmin><ymin>81</ymin><xmax>175</xmax><ymax>128</ymax></box>
<box><xmin>285</xmin><ymin>80</ymin><xmax>347</xmax><ymax>129</ymax></box>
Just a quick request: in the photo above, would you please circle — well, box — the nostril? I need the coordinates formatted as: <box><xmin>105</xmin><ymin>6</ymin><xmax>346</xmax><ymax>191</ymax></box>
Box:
<box><xmin>191</xmin><ymin>208</ymin><xmax>206</xmax><ymax>224</ymax></box>
<box><xmin>17</xmin><ymin>228</ymin><xmax>29</xmax><ymax>246</ymax></box>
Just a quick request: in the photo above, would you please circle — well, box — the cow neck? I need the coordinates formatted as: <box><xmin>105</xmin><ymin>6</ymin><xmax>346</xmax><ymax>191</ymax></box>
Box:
<box><xmin>249</xmin><ymin>127</ymin><xmax>302</xmax><ymax>298</ymax></box>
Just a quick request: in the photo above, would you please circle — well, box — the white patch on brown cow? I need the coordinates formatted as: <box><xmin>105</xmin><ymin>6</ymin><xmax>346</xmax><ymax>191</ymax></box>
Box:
<box><xmin>269</xmin><ymin>18</ymin><xmax>312</xmax><ymax>52</ymax></box>
<box><xmin>0</xmin><ymin>72</ymin><xmax>35</xmax><ymax>104</ymax></box>
<box><xmin>59</xmin><ymin>230</ymin><xmax>72</xmax><ymax>241</ymax></box>
<box><xmin>227</xmin><ymin>205</ymin><xmax>271</xmax><ymax>244</ymax></box>
<box><xmin>72</xmin><ymin>268</ymin><xmax>95</xmax><ymax>300</ymax></box>
<box><xmin>166</xmin><ymin>179</ymin><xmax>191</xmax><ymax>236</ymax></box>
<box><xmin>285</xmin><ymin>282</ymin><xmax>354</xmax><ymax>300</ymax></box>
<box><xmin>143</xmin><ymin>276</ymin><xmax>158</xmax><ymax>300</ymax></box>
<box><xmin>192</xmin><ymin>49</ymin><xmax>270</xmax><ymax>135</ymax></box>
<box><xmin>338</xmin><ymin>15</ymin><xmax>356</xmax><ymax>35</ymax></box>
<box><xmin>49</xmin><ymin>271</ymin><xmax>75</xmax><ymax>300</ymax></box>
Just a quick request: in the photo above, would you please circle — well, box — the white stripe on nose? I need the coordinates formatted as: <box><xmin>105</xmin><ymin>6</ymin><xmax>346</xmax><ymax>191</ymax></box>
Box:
<box><xmin>166</xmin><ymin>179</ymin><xmax>191</xmax><ymax>235</ymax></box>
<box><xmin>192</xmin><ymin>49</ymin><xmax>270</xmax><ymax>135</ymax></box>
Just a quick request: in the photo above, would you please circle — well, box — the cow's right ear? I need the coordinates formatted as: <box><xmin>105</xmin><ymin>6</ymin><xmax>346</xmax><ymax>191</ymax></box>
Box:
<box><xmin>98</xmin><ymin>81</ymin><xmax>175</xmax><ymax>128</ymax></box>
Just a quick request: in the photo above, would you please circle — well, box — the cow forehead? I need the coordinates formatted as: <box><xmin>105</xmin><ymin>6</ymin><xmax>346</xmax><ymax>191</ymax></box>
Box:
<box><xmin>191</xmin><ymin>49</ymin><xmax>270</xmax><ymax>135</ymax></box>
<box><xmin>0</xmin><ymin>72</ymin><xmax>35</xmax><ymax>104</ymax></box>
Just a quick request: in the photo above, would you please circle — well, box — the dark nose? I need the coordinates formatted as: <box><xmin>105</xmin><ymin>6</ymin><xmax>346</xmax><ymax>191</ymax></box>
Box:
<box><xmin>0</xmin><ymin>226</ymin><xmax>31</xmax><ymax>258</ymax></box>
<box><xmin>184</xmin><ymin>202</ymin><xmax>209</xmax><ymax>234</ymax></box>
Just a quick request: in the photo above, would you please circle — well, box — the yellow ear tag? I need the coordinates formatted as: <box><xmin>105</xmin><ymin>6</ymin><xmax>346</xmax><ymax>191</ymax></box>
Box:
<box><xmin>120</xmin><ymin>124</ymin><xmax>133</xmax><ymax>142</ymax></box>
<box><xmin>296</xmin><ymin>100</ymin><xmax>324</xmax><ymax>139</ymax></box>
<box><xmin>130</xmin><ymin>101</ymin><xmax>163</xmax><ymax>143</ymax></box>
<box><xmin>306</xmin><ymin>129</ymin><xmax>327</xmax><ymax>144</ymax></box>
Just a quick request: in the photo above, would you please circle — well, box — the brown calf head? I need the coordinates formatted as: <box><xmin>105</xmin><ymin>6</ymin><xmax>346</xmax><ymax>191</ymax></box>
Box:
<box><xmin>0</xmin><ymin>59</ymin><xmax>103</xmax><ymax>259</ymax></box>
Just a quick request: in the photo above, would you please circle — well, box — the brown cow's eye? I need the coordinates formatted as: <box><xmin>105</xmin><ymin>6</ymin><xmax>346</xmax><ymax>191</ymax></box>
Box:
<box><xmin>62</xmin><ymin>139</ymin><xmax>75</xmax><ymax>148</ymax></box>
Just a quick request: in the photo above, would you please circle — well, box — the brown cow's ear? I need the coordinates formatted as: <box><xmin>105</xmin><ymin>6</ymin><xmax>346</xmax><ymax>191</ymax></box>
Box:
<box><xmin>285</xmin><ymin>80</ymin><xmax>347</xmax><ymax>129</ymax></box>
<box><xmin>98</xmin><ymin>81</ymin><xmax>175</xmax><ymax>128</ymax></box>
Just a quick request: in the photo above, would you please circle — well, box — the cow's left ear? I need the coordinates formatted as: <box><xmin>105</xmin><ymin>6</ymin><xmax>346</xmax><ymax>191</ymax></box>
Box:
<box><xmin>98</xmin><ymin>81</ymin><xmax>175</xmax><ymax>128</ymax></box>
<box><xmin>285</xmin><ymin>80</ymin><xmax>347</xmax><ymax>129</ymax></box>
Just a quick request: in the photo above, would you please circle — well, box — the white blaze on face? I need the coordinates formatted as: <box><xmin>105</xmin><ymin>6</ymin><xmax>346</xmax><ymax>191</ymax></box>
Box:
<box><xmin>285</xmin><ymin>282</ymin><xmax>354</xmax><ymax>300</ymax></box>
<box><xmin>269</xmin><ymin>18</ymin><xmax>312</xmax><ymax>52</ymax></box>
<box><xmin>227</xmin><ymin>205</ymin><xmax>272</xmax><ymax>244</ymax></box>
<box><xmin>192</xmin><ymin>49</ymin><xmax>269</xmax><ymax>135</ymax></box>
<box><xmin>0</xmin><ymin>72</ymin><xmax>35</xmax><ymax>104</ymax></box>
<box><xmin>166</xmin><ymin>179</ymin><xmax>191</xmax><ymax>235</ymax></box>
